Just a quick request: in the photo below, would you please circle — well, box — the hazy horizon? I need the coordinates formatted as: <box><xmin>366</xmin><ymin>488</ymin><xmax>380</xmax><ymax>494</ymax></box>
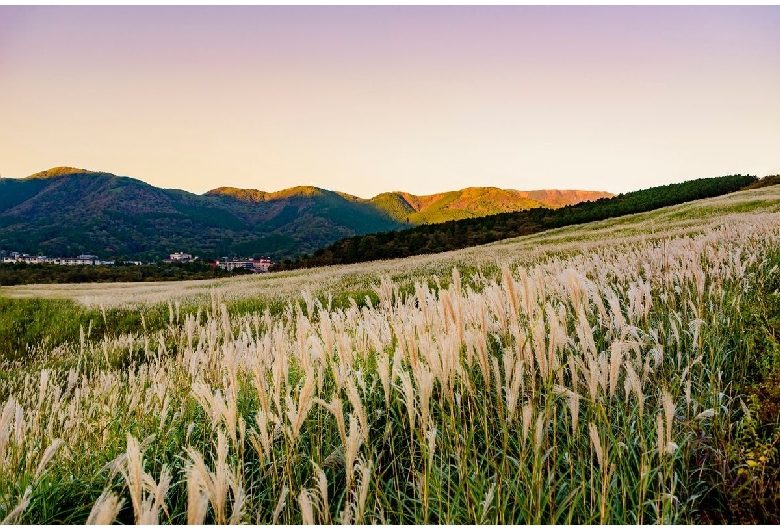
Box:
<box><xmin>2</xmin><ymin>6</ymin><xmax>779</xmax><ymax>196</ymax></box>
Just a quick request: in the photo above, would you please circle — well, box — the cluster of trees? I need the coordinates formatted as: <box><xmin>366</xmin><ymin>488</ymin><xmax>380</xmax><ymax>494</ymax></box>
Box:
<box><xmin>272</xmin><ymin>174</ymin><xmax>759</xmax><ymax>271</ymax></box>
<box><xmin>744</xmin><ymin>174</ymin><xmax>780</xmax><ymax>190</ymax></box>
<box><xmin>0</xmin><ymin>261</ymin><xmax>251</xmax><ymax>287</ymax></box>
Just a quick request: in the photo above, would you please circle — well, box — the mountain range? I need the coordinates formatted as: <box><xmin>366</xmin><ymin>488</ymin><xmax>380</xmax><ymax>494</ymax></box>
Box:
<box><xmin>0</xmin><ymin>167</ymin><xmax>612</xmax><ymax>260</ymax></box>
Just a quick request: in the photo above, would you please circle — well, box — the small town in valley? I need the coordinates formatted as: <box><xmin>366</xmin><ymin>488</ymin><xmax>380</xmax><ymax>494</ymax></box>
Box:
<box><xmin>1</xmin><ymin>252</ymin><xmax>116</xmax><ymax>266</ymax></box>
<box><xmin>1</xmin><ymin>251</ymin><xmax>274</xmax><ymax>272</ymax></box>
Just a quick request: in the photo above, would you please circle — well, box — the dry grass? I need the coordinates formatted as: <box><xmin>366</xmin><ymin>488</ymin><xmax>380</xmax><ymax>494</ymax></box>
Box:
<box><xmin>2</xmin><ymin>187</ymin><xmax>780</xmax><ymax>523</ymax></box>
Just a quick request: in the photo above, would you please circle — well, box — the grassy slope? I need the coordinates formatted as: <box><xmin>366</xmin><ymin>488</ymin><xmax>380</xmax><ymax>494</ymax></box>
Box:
<box><xmin>2</xmin><ymin>185</ymin><xmax>780</xmax><ymax>523</ymax></box>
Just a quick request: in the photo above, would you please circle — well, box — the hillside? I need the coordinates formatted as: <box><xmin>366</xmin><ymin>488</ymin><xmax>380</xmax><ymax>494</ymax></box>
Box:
<box><xmin>366</xmin><ymin>187</ymin><xmax>612</xmax><ymax>224</ymax></box>
<box><xmin>0</xmin><ymin>168</ymin><xmax>401</xmax><ymax>261</ymax></box>
<box><xmin>273</xmin><ymin>173</ymin><xmax>760</xmax><ymax>270</ymax></box>
<box><xmin>0</xmin><ymin>167</ymin><xmax>609</xmax><ymax>261</ymax></box>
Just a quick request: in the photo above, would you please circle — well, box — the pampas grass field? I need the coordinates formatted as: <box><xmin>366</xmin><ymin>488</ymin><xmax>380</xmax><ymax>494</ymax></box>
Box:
<box><xmin>2</xmin><ymin>186</ymin><xmax>780</xmax><ymax>523</ymax></box>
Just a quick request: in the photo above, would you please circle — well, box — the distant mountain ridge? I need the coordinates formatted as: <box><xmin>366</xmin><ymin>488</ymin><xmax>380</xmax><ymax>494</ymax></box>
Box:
<box><xmin>0</xmin><ymin>167</ymin><xmax>612</xmax><ymax>260</ymax></box>
<box><xmin>207</xmin><ymin>184</ymin><xmax>612</xmax><ymax>224</ymax></box>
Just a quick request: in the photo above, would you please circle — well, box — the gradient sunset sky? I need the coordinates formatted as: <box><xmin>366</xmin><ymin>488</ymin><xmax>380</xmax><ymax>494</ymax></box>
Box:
<box><xmin>1</xmin><ymin>6</ymin><xmax>779</xmax><ymax>197</ymax></box>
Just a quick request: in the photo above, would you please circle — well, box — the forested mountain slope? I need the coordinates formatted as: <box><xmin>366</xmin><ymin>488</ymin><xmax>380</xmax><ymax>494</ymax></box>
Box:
<box><xmin>0</xmin><ymin>167</ymin><xmax>609</xmax><ymax>260</ymax></box>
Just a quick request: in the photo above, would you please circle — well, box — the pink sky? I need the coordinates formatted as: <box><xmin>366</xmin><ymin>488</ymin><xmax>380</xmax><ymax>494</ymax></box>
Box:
<box><xmin>1</xmin><ymin>6</ymin><xmax>778</xmax><ymax>196</ymax></box>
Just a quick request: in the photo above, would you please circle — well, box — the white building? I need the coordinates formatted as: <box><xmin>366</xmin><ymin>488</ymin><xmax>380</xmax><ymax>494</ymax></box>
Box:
<box><xmin>165</xmin><ymin>252</ymin><xmax>195</xmax><ymax>263</ymax></box>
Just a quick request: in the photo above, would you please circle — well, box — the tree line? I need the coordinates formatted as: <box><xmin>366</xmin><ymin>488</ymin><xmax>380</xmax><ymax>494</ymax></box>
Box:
<box><xmin>0</xmin><ymin>261</ymin><xmax>251</xmax><ymax>287</ymax></box>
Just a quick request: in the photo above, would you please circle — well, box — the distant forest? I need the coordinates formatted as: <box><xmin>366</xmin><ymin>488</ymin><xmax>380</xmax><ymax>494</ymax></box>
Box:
<box><xmin>272</xmin><ymin>174</ymin><xmax>762</xmax><ymax>271</ymax></box>
<box><xmin>0</xmin><ymin>261</ymin><xmax>249</xmax><ymax>287</ymax></box>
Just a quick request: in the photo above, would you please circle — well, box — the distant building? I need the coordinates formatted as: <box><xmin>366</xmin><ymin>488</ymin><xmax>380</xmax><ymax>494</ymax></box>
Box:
<box><xmin>164</xmin><ymin>252</ymin><xmax>195</xmax><ymax>263</ymax></box>
<box><xmin>55</xmin><ymin>255</ymin><xmax>100</xmax><ymax>265</ymax></box>
<box><xmin>215</xmin><ymin>257</ymin><xmax>273</xmax><ymax>273</ymax></box>
<box><xmin>3</xmin><ymin>253</ymin><xmax>50</xmax><ymax>264</ymax></box>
